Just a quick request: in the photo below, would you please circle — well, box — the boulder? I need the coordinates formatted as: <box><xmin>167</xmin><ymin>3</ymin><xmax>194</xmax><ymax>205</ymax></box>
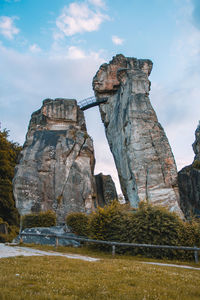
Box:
<box><xmin>13</xmin><ymin>226</ymin><xmax>80</xmax><ymax>247</ymax></box>
<box><xmin>95</xmin><ymin>173</ymin><xmax>118</xmax><ymax>207</ymax></box>
<box><xmin>93</xmin><ymin>54</ymin><xmax>182</xmax><ymax>216</ymax></box>
<box><xmin>13</xmin><ymin>98</ymin><xmax>96</xmax><ymax>224</ymax></box>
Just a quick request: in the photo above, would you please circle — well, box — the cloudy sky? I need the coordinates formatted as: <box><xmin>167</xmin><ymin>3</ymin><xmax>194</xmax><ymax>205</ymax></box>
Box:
<box><xmin>0</xmin><ymin>0</ymin><xmax>200</xmax><ymax>193</ymax></box>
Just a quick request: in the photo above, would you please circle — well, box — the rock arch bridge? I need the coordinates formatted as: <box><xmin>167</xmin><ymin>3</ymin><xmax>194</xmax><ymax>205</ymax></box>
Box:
<box><xmin>78</xmin><ymin>96</ymin><xmax>107</xmax><ymax>111</ymax></box>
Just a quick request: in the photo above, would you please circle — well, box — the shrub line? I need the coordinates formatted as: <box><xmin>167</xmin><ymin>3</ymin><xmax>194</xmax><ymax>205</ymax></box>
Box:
<box><xmin>20</xmin><ymin>232</ymin><xmax>200</xmax><ymax>262</ymax></box>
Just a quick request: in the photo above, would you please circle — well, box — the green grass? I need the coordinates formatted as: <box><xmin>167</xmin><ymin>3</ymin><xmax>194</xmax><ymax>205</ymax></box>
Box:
<box><xmin>0</xmin><ymin>245</ymin><xmax>200</xmax><ymax>299</ymax></box>
<box><xmin>20</xmin><ymin>243</ymin><xmax>200</xmax><ymax>267</ymax></box>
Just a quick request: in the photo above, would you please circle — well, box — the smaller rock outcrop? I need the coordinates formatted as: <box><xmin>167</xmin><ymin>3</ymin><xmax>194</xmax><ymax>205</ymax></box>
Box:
<box><xmin>13</xmin><ymin>98</ymin><xmax>96</xmax><ymax>224</ymax></box>
<box><xmin>193</xmin><ymin>122</ymin><xmax>200</xmax><ymax>161</ymax></box>
<box><xmin>95</xmin><ymin>173</ymin><xmax>118</xmax><ymax>207</ymax></box>
<box><xmin>178</xmin><ymin>122</ymin><xmax>200</xmax><ymax>218</ymax></box>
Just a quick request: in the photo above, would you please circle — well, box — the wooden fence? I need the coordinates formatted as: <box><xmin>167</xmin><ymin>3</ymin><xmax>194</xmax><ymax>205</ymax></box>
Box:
<box><xmin>20</xmin><ymin>232</ymin><xmax>200</xmax><ymax>263</ymax></box>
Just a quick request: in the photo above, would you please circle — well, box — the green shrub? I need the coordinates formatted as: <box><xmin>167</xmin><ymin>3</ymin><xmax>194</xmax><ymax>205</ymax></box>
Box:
<box><xmin>0</xmin><ymin>217</ymin><xmax>19</xmax><ymax>242</ymax></box>
<box><xmin>88</xmin><ymin>201</ymin><xmax>133</xmax><ymax>251</ymax></box>
<box><xmin>178</xmin><ymin>220</ymin><xmax>200</xmax><ymax>260</ymax></box>
<box><xmin>128</xmin><ymin>203</ymin><xmax>185</xmax><ymax>259</ymax></box>
<box><xmin>192</xmin><ymin>160</ymin><xmax>200</xmax><ymax>169</ymax></box>
<box><xmin>22</xmin><ymin>210</ymin><xmax>56</xmax><ymax>229</ymax></box>
<box><xmin>66</xmin><ymin>212</ymin><xmax>90</xmax><ymax>236</ymax></box>
<box><xmin>86</xmin><ymin>201</ymin><xmax>200</xmax><ymax>260</ymax></box>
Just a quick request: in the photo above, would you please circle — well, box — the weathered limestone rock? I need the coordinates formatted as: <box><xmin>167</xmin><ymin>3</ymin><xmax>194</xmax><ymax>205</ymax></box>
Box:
<box><xmin>13</xmin><ymin>98</ymin><xmax>96</xmax><ymax>224</ymax></box>
<box><xmin>178</xmin><ymin>122</ymin><xmax>200</xmax><ymax>218</ymax></box>
<box><xmin>193</xmin><ymin>122</ymin><xmax>200</xmax><ymax>161</ymax></box>
<box><xmin>95</xmin><ymin>173</ymin><xmax>118</xmax><ymax>207</ymax></box>
<box><xmin>93</xmin><ymin>54</ymin><xmax>182</xmax><ymax>215</ymax></box>
<box><xmin>13</xmin><ymin>227</ymin><xmax>80</xmax><ymax>247</ymax></box>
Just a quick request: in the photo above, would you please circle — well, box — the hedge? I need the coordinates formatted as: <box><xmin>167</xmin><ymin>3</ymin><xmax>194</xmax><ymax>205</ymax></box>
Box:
<box><xmin>66</xmin><ymin>201</ymin><xmax>200</xmax><ymax>260</ymax></box>
<box><xmin>22</xmin><ymin>210</ymin><xmax>56</xmax><ymax>229</ymax></box>
<box><xmin>66</xmin><ymin>212</ymin><xmax>89</xmax><ymax>236</ymax></box>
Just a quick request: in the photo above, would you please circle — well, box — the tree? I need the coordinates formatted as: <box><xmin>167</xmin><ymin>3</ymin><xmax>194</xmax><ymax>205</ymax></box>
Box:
<box><xmin>0</xmin><ymin>129</ymin><xmax>22</xmax><ymax>225</ymax></box>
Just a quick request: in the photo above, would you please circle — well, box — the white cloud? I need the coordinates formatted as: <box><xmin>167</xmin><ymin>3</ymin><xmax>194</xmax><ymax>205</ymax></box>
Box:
<box><xmin>112</xmin><ymin>35</ymin><xmax>124</xmax><ymax>45</ymax></box>
<box><xmin>29</xmin><ymin>44</ymin><xmax>41</xmax><ymax>53</ymax></box>
<box><xmin>0</xmin><ymin>16</ymin><xmax>19</xmax><ymax>39</ymax></box>
<box><xmin>67</xmin><ymin>46</ymin><xmax>86</xmax><ymax>59</ymax></box>
<box><xmin>56</xmin><ymin>1</ymin><xmax>109</xmax><ymax>37</ymax></box>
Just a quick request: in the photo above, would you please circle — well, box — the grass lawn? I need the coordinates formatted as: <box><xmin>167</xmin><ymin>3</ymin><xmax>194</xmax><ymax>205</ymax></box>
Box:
<box><xmin>0</xmin><ymin>244</ymin><xmax>199</xmax><ymax>300</ymax></box>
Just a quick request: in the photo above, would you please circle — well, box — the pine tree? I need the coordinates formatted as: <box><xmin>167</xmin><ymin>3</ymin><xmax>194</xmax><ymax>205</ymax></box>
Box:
<box><xmin>0</xmin><ymin>129</ymin><xmax>22</xmax><ymax>225</ymax></box>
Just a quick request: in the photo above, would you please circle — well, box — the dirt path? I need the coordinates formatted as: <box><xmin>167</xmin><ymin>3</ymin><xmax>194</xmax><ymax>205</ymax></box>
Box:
<box><xmin>1</xmin><ymin>243</ymin><xmax>199</xmax><ymax>270</ymax></box>
<box><xmin>0</xmin><ymin>243</ymin><xmax>99</xmax><ymax>262</ymax></box>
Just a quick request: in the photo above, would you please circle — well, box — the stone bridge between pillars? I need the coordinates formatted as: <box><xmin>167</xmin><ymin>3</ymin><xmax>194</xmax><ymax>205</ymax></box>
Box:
<box><xmin>78</xmin><ymin>96</ymin><xmax>107</xmax><ymax>111</ymax></box>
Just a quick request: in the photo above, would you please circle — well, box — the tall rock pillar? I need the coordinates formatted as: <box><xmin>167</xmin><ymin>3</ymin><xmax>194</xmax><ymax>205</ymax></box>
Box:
<box><xmin>13</xmin><ymin>98</ymin><xmax>96</xmax><ymax>224</ymax></box>
<box><xmin>93</xmin><ymin>54</ymin><xmax>182</xmax><ymax>215</ymax></box>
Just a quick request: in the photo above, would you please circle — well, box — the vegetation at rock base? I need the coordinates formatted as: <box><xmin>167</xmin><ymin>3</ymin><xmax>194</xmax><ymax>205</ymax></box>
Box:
<box><xmin>22</xmin><ymin>210</ymin><xmax>56</xmax><ymax>229</ymax></box>
<box><xmin>66</xmin><ymin>201</ymin><xmax>200</xmax><ymax>260</ymax></box>
<box><xmin>0</xmin><ymin>252</ymin><xmax>200</xmax><ymax>300</ymax></box>
<box><xmin>66</xmin><ymin>212</ymin><xmax>89</xmax><ymax>236</ymax></box>
<box><xmin>192</xmin><ymin>159</ymin><xmax>200</xmax><ymax>170</ymax></box>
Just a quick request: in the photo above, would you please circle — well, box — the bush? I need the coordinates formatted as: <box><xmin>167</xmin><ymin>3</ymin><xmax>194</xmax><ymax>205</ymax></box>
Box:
<box><xmin>66</xmin><ymin>212</ymin><xmax>90</xmax><ymax>236</ymax></box>
<box><xmin>0</xmin><ymin>217</ymin><xmax>19</xmax><ymax>242</ymax></box>
<box><xmin>65</xmin><ymin>202</ymin><xmax>200</xmax><ymax>260</ymax></box>
<box><xmin>22</xmin><ymin>210</ymin><xmax>56</xmax><ymax>229</ymax></box>
<box><xmin>192</xmin><ymin>160</ymin><xmax>200</xmax><ymax>169</ymax></box>
<box><xmin>87</xmin><ymin>201</ymin><xmax>200</xmax><ymax>260</ymax></box>
<box><xmin>128</xmin><ymin>203</ymin><xmax>186</xmax><ymax>259</ymax></box>
<box><xmin>88</xmin><ymin>201</ymin><xmax>133</xmax><ymax>252</ymax></box>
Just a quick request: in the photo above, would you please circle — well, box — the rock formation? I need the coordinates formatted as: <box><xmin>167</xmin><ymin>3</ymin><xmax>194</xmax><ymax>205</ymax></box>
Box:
<box><xmin>95</xmin><ymin>173</ymin><xmax>118</xmax><ymax>207</ymax></box>
<box><xmin>13</xmin><ymin>98</ymin><xmax>96</xmax><ymax>224</ymax></box>
<box><xmin>178</xmin><ymin>122</ymin><xmax>200</xmax><ymax>218</ymax></box>
<box><xmin>93</xmin><ymin>54</ymin><xmax>182</xmax><ymax>216</ymax></box>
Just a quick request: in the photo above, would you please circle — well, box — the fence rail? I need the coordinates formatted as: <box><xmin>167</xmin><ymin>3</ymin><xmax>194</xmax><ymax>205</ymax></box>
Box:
<box><xmin>19</xmin><ymin>232</ymin><xmax>200</xmax><ymax>263</ymax></box>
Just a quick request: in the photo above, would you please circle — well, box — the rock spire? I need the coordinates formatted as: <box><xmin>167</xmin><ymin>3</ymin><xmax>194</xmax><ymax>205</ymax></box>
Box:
<box><xmin>93</xmin><ymin>54</ymin><xmax>182</xmax><ymax>215</ymax></box>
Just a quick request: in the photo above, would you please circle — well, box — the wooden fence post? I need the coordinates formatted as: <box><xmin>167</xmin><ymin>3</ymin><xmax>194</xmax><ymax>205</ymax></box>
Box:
<box><xmin>20</xmin><ymin>235</ymin><xmax>23</xmax><ymax>244</ymax></box>
<box><xmin>55</xmin><ymin>237</ymin><xmax>58</xmax><ymax>248</ymax></box>
<box><xmin>194</xmin><ymin>246</ymin><xmax>199</xmax><ymax>263</ymax></box>
<box><xmin>112</xmin><ymin>245</ymin><xmax>116</xmax><ymax>256</ymax></box>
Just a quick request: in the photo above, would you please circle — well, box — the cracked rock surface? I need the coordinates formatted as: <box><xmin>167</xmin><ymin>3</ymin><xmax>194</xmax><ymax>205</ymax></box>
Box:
<box><xmin>93</xmin><ymin>54</ymin><xmax>182</xmax><ymax>216</ymax></box>
<box><xmin>13</xmin><ymin>98</ymin><xmax>95</xmax><ymax>224</ymax></box>
<box><xmin>178</xmin><ymin>122</ymin><xmax>200</xmax><ymax>218</ymax></box>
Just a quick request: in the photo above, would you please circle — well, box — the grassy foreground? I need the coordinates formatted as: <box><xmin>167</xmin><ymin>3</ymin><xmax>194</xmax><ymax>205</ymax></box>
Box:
<box><xmin>0</xmin><ymin>245</ymin><xmax>199</xmax><ymax>300</ymax></box>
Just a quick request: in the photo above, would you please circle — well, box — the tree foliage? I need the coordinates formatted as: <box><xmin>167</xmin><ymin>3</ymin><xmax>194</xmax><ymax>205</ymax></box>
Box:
<box><xmin>0</xmin><ymin>129</ymin><xmax>21</xmax><ymax>225</ymax></box>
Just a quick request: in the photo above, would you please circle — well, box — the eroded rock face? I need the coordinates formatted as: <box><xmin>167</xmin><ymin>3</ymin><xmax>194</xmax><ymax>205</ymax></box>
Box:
<box><xmin>93</xmin><ymin>54</ymin><xmax>182</xmax><ymax>215</ymax></box>
<box><xmin>193</xmin><ymin>122</ymin><xmax>200</xmax><ymax>161</ymax></box>
<box><xmin>13</xmin><ymin>98</ymin><xmax>96</xmax><ymax>224</ymax></box>
<box><xmin>178</xmin><ymin>122</ymin><xmax>200</xmax><ymax>218</ymax></box>
<box><xmin>95</xmin><ymin>173</ymin><xmax>118</xmax><ymax>207</ymax></box>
